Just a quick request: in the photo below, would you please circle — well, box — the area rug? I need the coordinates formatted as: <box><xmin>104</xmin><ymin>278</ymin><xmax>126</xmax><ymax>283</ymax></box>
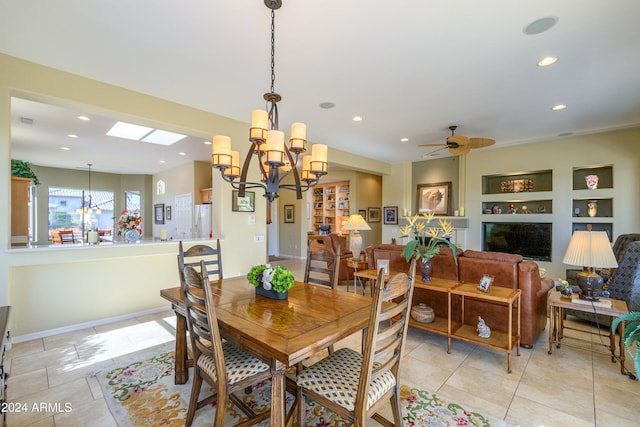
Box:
<box><xmin>95</xmin><ymin>349</ymin><xmax>511</xmax><ymax>427</ymax></box>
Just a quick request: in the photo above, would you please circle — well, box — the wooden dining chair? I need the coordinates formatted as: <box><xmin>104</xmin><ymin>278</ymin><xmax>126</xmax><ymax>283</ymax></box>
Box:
<box><xmin>52</xmin><ymin>230</ymin><xmax>75</xmax><ymax>244</ymax></box>
<box><xmin>177</xmin><ymin>240</ymin><xmax>223</xmax><ymax>289</ymax></box>
<box><xmin>296</xmin><ymin>258</ymin><xmax>417</xmax><ymax>426</ymax></box>
<box><xmin>182</xmin><ymin>261</ymin><xmax>272</xmax><ymax>427</ymax></box>
<box><xmin>304</xmin><ymin>235</ymin><xmax>340</xmax><ymax>289</ymax></box>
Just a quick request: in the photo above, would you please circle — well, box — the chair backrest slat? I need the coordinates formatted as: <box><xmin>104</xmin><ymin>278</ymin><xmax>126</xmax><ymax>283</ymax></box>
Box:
<box><xmin>304</xmin><ymin>235</ymin><xmax>340</xmax><ymax>289</ymax></box>
<box><xmin>178</xmin><ymin>240</ymin><xmax>223</xmax><ymax>291</ymax></box>
<box><xmin>355</xmin><ymin>259</ymin><xmax>416</xmax><ymax>410</ymax></box>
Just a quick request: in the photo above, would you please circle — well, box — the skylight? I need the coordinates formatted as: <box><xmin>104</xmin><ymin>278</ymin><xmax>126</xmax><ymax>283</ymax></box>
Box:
<box><xmin>106</xmin><ymin>121</ymin><xmax>186</xmax><ymax>146</ymax></box>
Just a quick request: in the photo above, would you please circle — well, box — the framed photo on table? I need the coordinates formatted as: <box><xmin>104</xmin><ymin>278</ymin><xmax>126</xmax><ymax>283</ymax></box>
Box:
<box><xmin>154</xmin><ymin>203</ymin><xmax>165</xmax><ymax>224</ymax></box>
<box><xmin>383</xmin><ymin>206</ymin><xmax>398</xmax><ymax>224</ymax></box>
<box><xmin>416</xmin><ymin>181</ymin><xmax>451</xmax><ymax>215</ymax></box>
<box><xmin>376</xmin><ymin>259</ymin><xmax>390</xmax><ymax>276</ymax></box>
<box><xmin>232</xmin><ymin>190</ymin><xmax>255</xmax><ymax>212</ymax></box>
<box><xmin>478</xmin><ymin>274</ymin><xmax>494</xmax><ymax>293</ymax></box>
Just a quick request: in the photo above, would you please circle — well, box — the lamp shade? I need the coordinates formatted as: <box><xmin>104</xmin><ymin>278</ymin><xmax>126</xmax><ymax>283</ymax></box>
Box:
<box><xmin>562</xmin><ymin>230</ymin><xmax>618</xmax><ymax>269</ymax></box>
<box><xmin>342</xmin><ymin>214</ymin><xmax>371</xmax><ymax>231</ymax></box>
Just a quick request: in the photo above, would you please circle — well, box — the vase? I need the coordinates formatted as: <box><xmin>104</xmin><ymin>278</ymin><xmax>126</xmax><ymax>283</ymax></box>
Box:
<box><xmin>587</xmin><ymin>200</ymin><xmax>598</xmax><ymax>217</ymax></box>
<box><xmin>419</xmin><ymin>259</ymin><xmax>433</xmax><ymax>283</ymax></box>
<box><xmin>585</xmin><ymin>174</ymin><xmax>599</xmax><ymax>189</ymax></box>
<box><xmin>255</xmin><ymin>286</ymin><xmax>288</xmax><ymax>300</ymax></box>
<box><xmin>125</xmin><ymin>229</ymin><xmax>140</xmax><ymax>243</ymax></box>
<box><xmin>411</xmin><ymin>303</ymin><xmax>435</xmax><ymax>323</ymax></box>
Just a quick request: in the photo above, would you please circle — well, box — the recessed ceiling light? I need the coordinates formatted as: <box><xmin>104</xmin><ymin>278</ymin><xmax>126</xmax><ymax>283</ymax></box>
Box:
<box><xmin>552</xmin><ymin>104</ymin><xmax>567</xmax><ymax>111</ymax></box>
<box><xmin>142</xmin><ymin>129</ymin><xmax>187</xmax><ymax>146</ymax></box>
<box><xmin>159</xmin><ymin>160</ymin><xmax>166</xmax><ymax>164</ymax></box>
<box><xmin>352</xmin><ymin>116</ymin><xmax>363</xmax><ymax>122</ymax></box>
<box><xmin>60</xmin><ymin>146</ymin><xmax>71</xmax><ymax>151</ymax></box>
<box><xmin>178</xmin><ymin>152</ymin><xmax>186</xmax><ymax>156</ymax></box>
<box><xmin>204</xmin><ymin>140</ymin><xmax>212</xmax><ymax>145</ymax></box>
<box><xmin>107</xmin><ymin>121</ymin><xmax>153</xmax><ymax>140</ymax></box>
<box><xmin>400</xmin><ymin>137</ymin><xmax>409</xmax><ymax>143</ymax></box>
<box><xmin>67</xmin><ymin>134</ymin><xmax>78</xmax><ymax>138</ymax></box>
<box><xmin>77</xmin><ymin>115</ymin><xmax>91</xmax><ymax>121</ymax></box>
<box><xmin>523</xmin><ymin>16</ymin><xmax>558</xmax><ymax>35</ymax></box>
<box><xmin>537</xmin><ymin>56</ymin><xmax>558</xmax><ymax>67</ymax></box>
<box><xmin>319</xmin><ymin>102</ymin><xmax>335</xmax><ymax>109</ymax></box>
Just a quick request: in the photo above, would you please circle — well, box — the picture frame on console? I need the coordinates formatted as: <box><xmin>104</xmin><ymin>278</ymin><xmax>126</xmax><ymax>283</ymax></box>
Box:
<box><xmin>417</xmin><ymin>181</ymin><xmax>451</xmax><ymax>215</ymax></box>
<box><xmin>478</xmin><ymin>274</ymin><xmax>494</xmax><ymax>293</ymax></box>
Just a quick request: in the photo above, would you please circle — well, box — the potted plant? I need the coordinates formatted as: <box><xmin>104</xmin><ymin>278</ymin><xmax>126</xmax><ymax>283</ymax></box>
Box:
<box><xmin>11</xmin><ymin>159</ymin><xmax>40</xmax><ymax>185</ymax></box>
<box><xmin>247</xmin><ymin>264</ymin><xmax>294</xmax><ymax>299</ymax></box>
<box><xmin>611</xmin><ymin>312</ymin><xmax>640</xmax><ymax>378</ymax></box>
<box><xmin>400</xmin><ymin>212</ymin><xmax>458</xmax><ymax>282</ymax></box>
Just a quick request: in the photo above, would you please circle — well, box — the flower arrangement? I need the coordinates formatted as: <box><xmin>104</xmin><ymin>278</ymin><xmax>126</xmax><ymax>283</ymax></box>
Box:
<box><xmin>399</xmin><ymin>212</ymin><xmax>458</xmax><ymax>263</ymax></box>
<box><xmin>247</xmin><ymin>264</ymin><xmax>295</xmax><ymax>293</ymax></box>
<box><xmin>117</xmin><ymin>210</ymin><xmax>143</xmax><ymax>233</ymax></box>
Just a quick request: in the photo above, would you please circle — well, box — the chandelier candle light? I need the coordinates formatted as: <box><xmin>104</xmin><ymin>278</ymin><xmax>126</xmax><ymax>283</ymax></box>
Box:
<box><xmin>211</xmin><ymin>0</ymin><xmax>328</xmax><ymax>223</ymax></box>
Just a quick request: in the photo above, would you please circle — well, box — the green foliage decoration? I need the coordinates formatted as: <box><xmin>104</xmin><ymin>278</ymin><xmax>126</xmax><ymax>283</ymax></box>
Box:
<box><xmin>247</xmin><ymin>264</ymin><xmax>294</xmax><ymax>293</ymax></box>
<box><xmin>11</xmin><ymin>159</ymin><xmax>40</xmax><ymax>185</ymax></box>
<box><xmin>611</xmin><ymin>311</ymin><xmax>640</xmax><ymax>377</ymax></box>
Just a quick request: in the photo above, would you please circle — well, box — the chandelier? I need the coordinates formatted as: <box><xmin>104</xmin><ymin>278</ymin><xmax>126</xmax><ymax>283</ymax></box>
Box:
<box><xmin>76</xmin><ymin>163</ymin><xmax>101</xmax><ymax>215</ymax></box>
<box><xmin>211</xmin><ymin>0</ymin><xmax>328</xmax><ymax>216</ymax></box>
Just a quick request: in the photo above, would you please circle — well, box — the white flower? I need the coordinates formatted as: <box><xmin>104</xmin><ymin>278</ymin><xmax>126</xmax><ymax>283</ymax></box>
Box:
<box><xmin>261</xmin><ymin>266</ymin><xmax>275</xmax><ymax>290</ymax></box>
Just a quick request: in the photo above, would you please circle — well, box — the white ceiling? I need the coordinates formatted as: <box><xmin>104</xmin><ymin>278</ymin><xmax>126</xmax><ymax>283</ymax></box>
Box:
<box><xmin>3</xmin><ymin>0</ymin><xmax>640</xmax><ymax>175</ymax></box>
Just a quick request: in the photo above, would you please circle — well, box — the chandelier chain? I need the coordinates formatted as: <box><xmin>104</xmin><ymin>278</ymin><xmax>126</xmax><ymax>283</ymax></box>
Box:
<box><xmin>270</xmin><ymin>9</ymin><xmax>276</xmax><ymax>95</ymax></box>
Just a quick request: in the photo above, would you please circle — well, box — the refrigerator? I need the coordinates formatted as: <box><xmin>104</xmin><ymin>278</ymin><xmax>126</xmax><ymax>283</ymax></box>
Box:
<box><xmin>193</xmin><ymin>204</ymin><xmax>212</xmax><ymax>239</ymax></box>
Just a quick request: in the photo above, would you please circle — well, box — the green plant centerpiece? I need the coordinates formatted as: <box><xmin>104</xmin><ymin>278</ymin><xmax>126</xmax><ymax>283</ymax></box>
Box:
<box><xmin>247</xmin><ymin>264</ymin><xmax>294</xmax><ymax>299</ymax></box>
<box><xmin>400</xmin><ymin>212</ymin><xmax>458</xmax><ymax>282</ymax></box>
<box><xmin>11</xmin><ymin>159</ymin><xmax>40</xmax><ymax>185</ymax></box>
<box><xmin>611</xmin><ymin>311</ymin><xmax>640</xmax><ymax>378</ymax></box>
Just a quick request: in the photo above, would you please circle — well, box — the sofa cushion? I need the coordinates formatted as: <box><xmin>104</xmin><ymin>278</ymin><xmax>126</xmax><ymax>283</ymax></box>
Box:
<box><xmin>459</xmin><ymin>250</ymin><xmax>520</xmax><ymax>289</ymax></box>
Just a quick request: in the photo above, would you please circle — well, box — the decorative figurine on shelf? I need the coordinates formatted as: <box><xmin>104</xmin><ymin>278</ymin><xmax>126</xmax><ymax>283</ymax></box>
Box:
<box><xmin>587</xmin><ymin>200</ymin><xmax>598</xmax><ymax>217</ymax></box>
<box><xmin>585</xmin><ymin>174</ymin><xmax>599</xmax><ymax>189</ymax></box>
<box><xmin>508</xmin><ymin>203</ymin><xmax>517</xmax><ymax>214</ymax></box>
<box><xmin>477</xmin><ymin>316</ymin><xmax>491</xmax><ymax>338</ymax></box>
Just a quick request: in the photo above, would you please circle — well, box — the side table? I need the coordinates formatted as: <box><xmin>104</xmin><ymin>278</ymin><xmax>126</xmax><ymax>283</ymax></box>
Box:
<box><xmin>547</xmin><ymin>291</ymin><xmax>628</xmax><ymax>374</ymax></box>
<box><xmin>347</xmin><ymin>257</ymin><xmax>369</xmax><ymax>295</ymax></box>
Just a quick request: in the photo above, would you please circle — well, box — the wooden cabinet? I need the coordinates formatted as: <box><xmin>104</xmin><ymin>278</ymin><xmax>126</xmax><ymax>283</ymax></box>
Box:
<box><xmin>11</xmin><ymin>176</ymin><xmax>32</xmax><ymax>247</ymax></box>
<box><xmin>200</xmin><ymin>188</ymin><xmax>212</xmax><ymax>204</ymax></box>
<box><xmin>312</xmin><ymin>181</ymin><xmax>350</xmax><ymax>234</ymax></box>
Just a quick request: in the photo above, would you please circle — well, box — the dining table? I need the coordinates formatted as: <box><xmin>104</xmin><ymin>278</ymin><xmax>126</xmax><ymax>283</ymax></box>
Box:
<box><xmin>160</xmin><ymin>276</ymin><xmax>374</xmax><ymax>426</ymax></box>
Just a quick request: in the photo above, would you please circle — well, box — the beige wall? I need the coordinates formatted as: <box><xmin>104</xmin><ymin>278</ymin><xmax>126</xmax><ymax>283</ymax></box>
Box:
<box><xmin>464</xmin><ymin>129</ymin><xmax>640</xmax><ymax>278</ymax></box>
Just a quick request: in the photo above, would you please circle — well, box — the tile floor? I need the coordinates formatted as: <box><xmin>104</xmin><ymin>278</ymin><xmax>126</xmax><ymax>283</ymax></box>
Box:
<box><xmin>5</xmin><ymin>258</ymin><xmax>640</xmax><ymax>426</ymax></box>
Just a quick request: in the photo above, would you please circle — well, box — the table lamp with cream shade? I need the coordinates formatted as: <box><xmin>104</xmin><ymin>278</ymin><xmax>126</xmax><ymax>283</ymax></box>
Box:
<box><xmin>562</xmin><ymin>225</ymin><xmax>618</xmax><ymax>301</ymax></box>
<box><xmin>342</xmin><ymin>214</ymin><xmax>371</xmax><ymax>261</ymax></box>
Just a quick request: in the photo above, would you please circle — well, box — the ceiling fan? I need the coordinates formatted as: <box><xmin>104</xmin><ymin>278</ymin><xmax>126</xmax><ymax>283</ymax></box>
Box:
<box><xmin>420</xmin><ymin>125</ymin><xmax>496</xmax><ymax>156</ymax></box>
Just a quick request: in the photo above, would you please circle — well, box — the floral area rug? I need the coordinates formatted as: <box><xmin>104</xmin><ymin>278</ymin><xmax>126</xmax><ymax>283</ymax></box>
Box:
<box><xmin>96</xmin><ymin>349</ymin><xmax>513</xmax><ymax>427</ymax></box>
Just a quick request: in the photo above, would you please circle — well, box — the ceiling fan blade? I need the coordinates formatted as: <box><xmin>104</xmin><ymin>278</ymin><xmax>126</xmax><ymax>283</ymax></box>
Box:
<box><xmin>418</xmin><ymin>143</ymin><xmax>447</xmax><ymax>147</ymax></box>
<box><xmin>469</xmin><ymin>137</ymin><xmax>496</xmax><ymax>148</ymax></box>
<box><xmin>447</xmin><ymin>135</ymin><xmax>470</xmax><ymax>146</ymax></box>
<box><xmin>423</xmin><ymin>146</ymin><xmax>449</xmax><ymax>156</ymax></box>
<box><xmin>449</xmin><ymin>144</ymin><xmax>471</xmax><ymax>156</ymax></box>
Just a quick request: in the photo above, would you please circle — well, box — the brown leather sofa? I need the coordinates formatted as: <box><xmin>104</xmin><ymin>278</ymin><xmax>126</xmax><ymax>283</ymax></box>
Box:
<box><xmin>366</xmin><ymin>244</ymin><xmax>554</xmax><ymax>348</ymax></box>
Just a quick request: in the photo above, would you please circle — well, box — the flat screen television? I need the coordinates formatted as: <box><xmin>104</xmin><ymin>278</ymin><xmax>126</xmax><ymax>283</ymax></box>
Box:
<box><xmin>482</xmin><ymin>222</ymin><xmax>552</xmax><ymax>262</ymax></box>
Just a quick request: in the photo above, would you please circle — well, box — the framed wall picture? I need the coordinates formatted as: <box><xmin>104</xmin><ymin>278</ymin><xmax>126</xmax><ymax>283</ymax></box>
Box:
<box><xmin>359</xmin><ymin>209</ymin><xmax>367</xmax><ymax>221</ymax></box>
<box><xmin>165</xmin><ymin>205</ymin><xmax>172</xmax><ymax>221</ymax></box>
<box><xmin>284</xmin><ymin>204</ymin><xmax>295</xmax><ymax>223</ymax></box>
<box><xmin>232</xmin><ymin>190</ymin><xmax>255</xmax><ymax>212</ymax></box>
<box><xmin>383</xmin><ymin>206</ymin><xmax>398</xmax><ymax>224</ymax></box>
<box><xmin>416</xmin><ymin>181</ymin><xmax>452</xmax><ymax>215</ymax></box>
<box><xmin>478</xmin><ymin>274</ymin><xmax>494</xmax><ymax>293</ymax></box>
<box><xmin>154</xmin><ymin>203</ymin><xmax>165</xmax><ymax>224</ymax></box>
<box><xmin>368</xmin><ymin>207</ymin><xmax>381</xmax><ymax>223</ymax></box>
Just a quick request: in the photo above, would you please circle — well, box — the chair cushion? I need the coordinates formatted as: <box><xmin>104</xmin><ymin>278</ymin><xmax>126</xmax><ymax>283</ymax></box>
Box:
<box><xmin>197</xmin><ymin>341</ymin><xmax>270</xmax><ymax>385</ymax></box>
<box><xmin>296</xmin><ymin>347</ymin><xmax>396</xmax><ymax>411</ymax></box>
